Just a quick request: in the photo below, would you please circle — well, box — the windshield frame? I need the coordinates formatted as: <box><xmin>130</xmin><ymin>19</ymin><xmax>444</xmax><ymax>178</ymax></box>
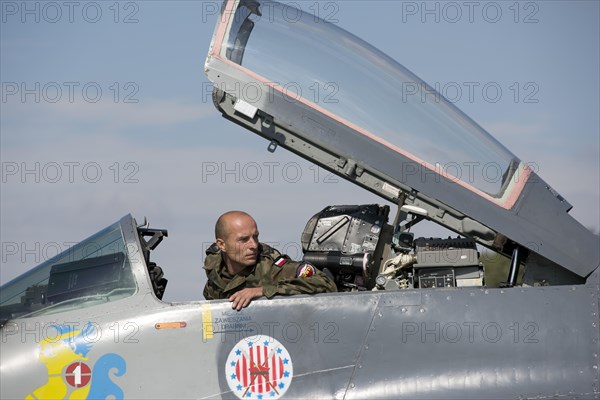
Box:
<box><xmin>0</xmin><ymin>215</ymin><xmax>153</xmax><ymax>320</ymax></box>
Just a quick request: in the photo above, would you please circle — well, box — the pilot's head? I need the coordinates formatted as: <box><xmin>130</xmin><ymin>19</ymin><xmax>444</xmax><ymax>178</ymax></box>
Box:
<box><xmin>215</xmin><ymin>211</ymin><xmax>259</xmax><ymax>274</ymax></box>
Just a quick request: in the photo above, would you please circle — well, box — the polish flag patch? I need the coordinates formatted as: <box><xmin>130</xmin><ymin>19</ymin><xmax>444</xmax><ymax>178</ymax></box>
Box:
<box><xmin>273</xmin><ymin>257</ymin><xmax>288</xmax><ymax>267</ymax></box>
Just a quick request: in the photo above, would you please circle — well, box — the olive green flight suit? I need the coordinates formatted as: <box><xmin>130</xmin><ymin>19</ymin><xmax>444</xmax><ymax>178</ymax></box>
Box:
<box><xmin>203</xmin><ymin>243</ymin><xmax>336</xmax><ymax>300</ymax></box>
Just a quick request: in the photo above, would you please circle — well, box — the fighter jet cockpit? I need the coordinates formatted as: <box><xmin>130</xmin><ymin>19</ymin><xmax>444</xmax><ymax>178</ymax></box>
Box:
<box><xmin>300</xmin><ymin>204</ymin><xmax>486</xmax><ymax>292</ymax></box>
<box><xmin>1</xmin><ymin>2</ymin><xmax>597</xmax><ymax>398</ymax></box>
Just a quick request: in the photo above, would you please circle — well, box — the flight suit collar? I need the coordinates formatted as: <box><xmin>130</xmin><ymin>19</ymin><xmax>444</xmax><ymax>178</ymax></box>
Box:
<box><xmin>204</xmin><ymin>244</ymin><xmax>259</xmax><ymax>294</ymax></box>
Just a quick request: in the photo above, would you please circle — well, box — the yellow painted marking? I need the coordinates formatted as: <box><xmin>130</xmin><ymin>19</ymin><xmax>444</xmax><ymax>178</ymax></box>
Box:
<box><xmin>201</xmin><ymin>304</ymin><xmax>214</xmax><ymax>340</ymax></box>
<box><xmin>26</xmin><ymin>328</ymin><xmax>91</xmax><ymax>400</ymax></box>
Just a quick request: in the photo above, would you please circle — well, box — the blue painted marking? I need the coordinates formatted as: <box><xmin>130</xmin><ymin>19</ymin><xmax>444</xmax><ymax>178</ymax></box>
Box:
<box><xmin>87</xmin><ymin>353</ymin><xmax>126</xmax><ymax>400</ymax></box>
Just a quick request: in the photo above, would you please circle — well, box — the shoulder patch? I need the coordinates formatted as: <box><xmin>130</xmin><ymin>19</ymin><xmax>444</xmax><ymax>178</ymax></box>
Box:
<box><xmin>273</xmin><ymin>256</ymin><xmax>289</xmax><ymax>267</ymax></box>
<box><xmin>296</xmin><ymin>262</ymin><xmax>316</xmax><ymax>278</ymax></box>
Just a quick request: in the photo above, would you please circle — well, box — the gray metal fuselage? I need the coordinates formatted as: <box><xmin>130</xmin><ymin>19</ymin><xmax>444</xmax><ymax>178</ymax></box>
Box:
<box><xmin>1</xmin><ymin>214</ymin><xmax>598</xmax><ymax>398</ymax></box>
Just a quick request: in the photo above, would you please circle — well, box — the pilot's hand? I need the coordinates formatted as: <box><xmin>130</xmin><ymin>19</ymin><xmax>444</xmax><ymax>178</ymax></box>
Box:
<box><xmin>229</xmin><ymin>287</ymin><xmax>263</xmax><ymax>311</ymax></box>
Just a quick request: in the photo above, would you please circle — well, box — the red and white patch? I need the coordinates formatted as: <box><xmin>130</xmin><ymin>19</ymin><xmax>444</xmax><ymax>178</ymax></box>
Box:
<box><xmin>273</xmin><ymin>257</ymin><xmax>288</xmax><ymax>267</ymax></box>
<box><xmin>296</xmin><ymin>263</ymin><xmax>316</xmax><ymax>278</ymax></box>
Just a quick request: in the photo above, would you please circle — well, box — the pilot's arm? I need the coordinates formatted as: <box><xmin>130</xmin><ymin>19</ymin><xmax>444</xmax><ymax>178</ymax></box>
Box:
<box><xmin>261</xmin><ymin>257</ymin><xmax>337</xmax><ymax>298</ymax></box>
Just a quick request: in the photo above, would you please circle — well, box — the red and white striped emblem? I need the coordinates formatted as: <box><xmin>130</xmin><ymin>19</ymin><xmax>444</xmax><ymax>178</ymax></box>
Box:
<box><xmin>226</xmin><ymin>335</ymin><xmax>293</xmax><ymax>399</ymax></box>
<box><xmin>274</xmin><ymin>257</ymin><xmax>288</xmax><ymax>267</ymax></box>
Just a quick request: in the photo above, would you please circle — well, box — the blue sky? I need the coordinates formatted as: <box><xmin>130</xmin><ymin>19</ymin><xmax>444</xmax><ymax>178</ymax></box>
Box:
<box><xmin>1</xmin><ymin>1</ymin><xmax>598</xmax><ymax>301</ymax></box>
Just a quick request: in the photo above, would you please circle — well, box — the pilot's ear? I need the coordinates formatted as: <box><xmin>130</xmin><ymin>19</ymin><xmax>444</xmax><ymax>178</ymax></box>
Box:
<box><xmin>216</xmin><ymin>238</ymin><xmax>226</xmax><ymax>253</ymax></box>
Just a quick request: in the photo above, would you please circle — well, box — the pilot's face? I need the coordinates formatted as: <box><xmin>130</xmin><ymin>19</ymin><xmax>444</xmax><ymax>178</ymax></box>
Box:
<box><xmin>217</xmin><ymin>215</ymin><xmax>259</xmax><ymax>273</ymax></box>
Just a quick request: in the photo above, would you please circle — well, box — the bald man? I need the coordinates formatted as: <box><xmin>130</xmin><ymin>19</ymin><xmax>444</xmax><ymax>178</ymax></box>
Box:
<box><xmin>203</xmin><ymin>211</ymin><xmax>336</xmax><ymax>310</ymax></box>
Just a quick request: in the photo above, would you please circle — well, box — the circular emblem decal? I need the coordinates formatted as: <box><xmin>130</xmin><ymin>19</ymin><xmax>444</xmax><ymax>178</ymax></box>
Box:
<box><xmin>296</xmin><ymin>263</ymin><xmax>315</xmax><ymax>278</ymax></box>
<box><xmin>65</xmin><ymin>361</ymin><xmax>92</xmax><ymax>387</ymax></box>
<box><xmin>226</xmin><ymin>335</ymin><xmax>293</xmax><ymax>399</ymax></box>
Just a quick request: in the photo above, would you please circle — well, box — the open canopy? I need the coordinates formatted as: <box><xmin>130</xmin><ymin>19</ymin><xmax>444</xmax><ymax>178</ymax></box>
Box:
<box><xmin>205</xmin><ymin>0</ymin><xmax>598</xmax><ymax>278</ymax></box>
<box><xmin>207</xmin><ymin>0</ymin><xmax>527</xmax><ymax>206</ymax></box>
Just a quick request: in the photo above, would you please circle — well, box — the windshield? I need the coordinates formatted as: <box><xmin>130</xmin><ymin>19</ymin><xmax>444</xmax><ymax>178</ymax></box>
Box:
<box><xmin>0</xmin><ymin>221</ymin><xmax>136</xmax><ymax>320</ymax></box>
<box><xmin>211</xmin><ymin>0</ymin><xmax>520</xmax><ymax>198</ymax></box>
